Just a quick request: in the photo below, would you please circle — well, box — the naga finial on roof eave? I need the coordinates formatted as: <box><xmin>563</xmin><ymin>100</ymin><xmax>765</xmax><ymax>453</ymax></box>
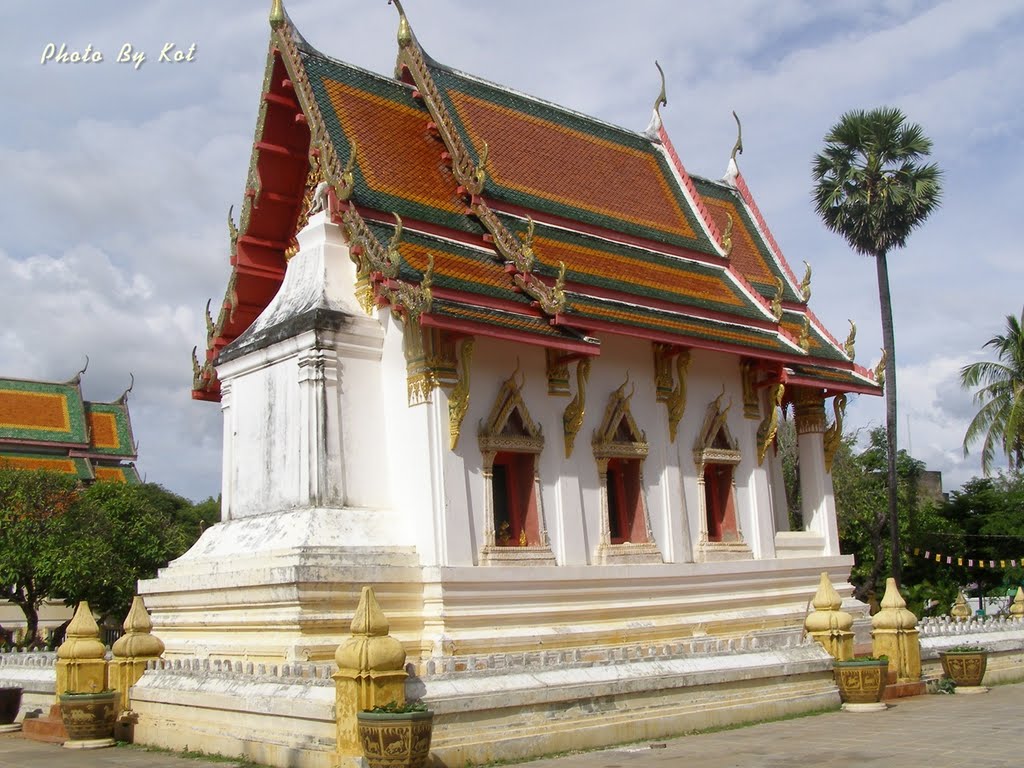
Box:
<box><xmin>723</xmin><ymin>111</ymin><xmax>743</xmax><ymax>186</ymax></box>
<box><xmin>644</xmin><ymin>61</ymin><xmax>668</xmax><ymax>140</ymax></box>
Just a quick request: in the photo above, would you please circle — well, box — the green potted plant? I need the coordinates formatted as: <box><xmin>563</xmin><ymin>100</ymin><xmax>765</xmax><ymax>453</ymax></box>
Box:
<box><xmin>832</xmin><ymin>656</ymin><xmax>889</xmax><ymax>709</ymax></box>
<box><xmin>356</xmin><ymin>700</ymin><xmax>433</xmax><ymax>768</ymax></box>
<box><xmin>939</xmin><ymin>644</ymin><xmax>988</xmax><ymax>689</ymax></box>
<box><xmin>58</xmin><ymin>689</ymin><xmax>118</xmax><ymax>745</ymax></box>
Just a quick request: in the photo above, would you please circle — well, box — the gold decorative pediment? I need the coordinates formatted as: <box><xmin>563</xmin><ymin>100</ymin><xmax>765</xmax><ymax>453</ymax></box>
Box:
<box><xmin>478</xmin><ymin>364</ymin><xmax>542</xmax><ymax>456</ymax></box>
<box><xmin>694</xmin><ymin>391</ymin><xmax>741</xmax><ymax>469</ymax></box>
<box><xmin>593</xmin><ymin>376</ymin><xmax>648</xmax><ymax>460</ymax></box>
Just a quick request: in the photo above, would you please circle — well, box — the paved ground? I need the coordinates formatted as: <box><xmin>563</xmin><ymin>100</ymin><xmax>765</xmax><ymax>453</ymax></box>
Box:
<box><xmin>2</xmin><ymin>684</ymin><xmax>1023</xmax><ymax>767</ymax></box>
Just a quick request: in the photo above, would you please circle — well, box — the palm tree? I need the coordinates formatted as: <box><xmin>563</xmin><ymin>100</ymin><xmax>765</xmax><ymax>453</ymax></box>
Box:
<box><xmin>812</xmin><ymin>107</ymin><xmax>942</xmax><ymax>585</ymax></box>
<box><xmin>961</xmin><ymin>308</ymin><xmax>1024</xmax><ymax>475</ymax></box>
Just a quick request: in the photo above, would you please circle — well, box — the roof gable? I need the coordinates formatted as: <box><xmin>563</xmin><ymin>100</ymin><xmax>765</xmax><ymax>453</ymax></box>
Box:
<box><xmin>0</xmin><ymin>377</ymin><xmax>88</xmax><ymax>446</ymax></box>
<box><xmin>429</xmin><ymin>63</ymin><xmax>718</xmax><ymax>254</ymax></box>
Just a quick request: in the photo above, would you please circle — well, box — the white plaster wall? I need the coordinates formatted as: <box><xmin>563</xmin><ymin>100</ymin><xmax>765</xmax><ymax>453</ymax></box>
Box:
<box><xmin>434</xmin><ymin>336</ymin><xmax>795</xmax><ymax>567</ymax></box>
<box><xmin>375</xmin><ymin>312</ymin><xmax>461</xmax><ymax>568</ymax></box>
<box><xmin>673</xmin><ymin>350</ymin><xmax>749</xmax><ymax>559</ymax></box>
<box><xmin>329</xmin><ymin>326</ymin><xmax>388</xmax><ymax>509</ymax></box>
<box><xmin>223</xmin><ymin>352</ymin><xmax>302</xmax><ymax>517</ymax></box>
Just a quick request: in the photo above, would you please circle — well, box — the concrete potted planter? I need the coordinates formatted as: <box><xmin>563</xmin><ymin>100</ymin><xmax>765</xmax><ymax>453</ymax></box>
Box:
<box><xmin>357</xmin><ymin>700</ymin><xmax>434</xmax><ymax>768</ymax></box>
<box><xmin>0</xmin><ymin>686</ymin><xmax>22</xmax><ymax>732</ymax></box>
<box><xmin>833</xmin><ymin>657</ymin><xmax>889</xmax><ymax>711</ymax></box>
<box><xmin>58</xmin><ymin>690</ymin><xmax>118</xmax><ymax>747</ymax></box>
<box><xmin>939</xmin><ymin>645</ymin><xmax>988</xmax><ymax>691</ymax></box>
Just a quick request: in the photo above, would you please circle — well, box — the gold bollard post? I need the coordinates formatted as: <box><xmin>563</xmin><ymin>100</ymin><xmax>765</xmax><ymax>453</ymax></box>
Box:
<box><xmin>803</xmin><ymin>572</ymin><xmax>854</xmax><ymax>661</ymax></box>
<box><xmin>871</xmin><ymin>578</ymin><xmax>921</xmax><ymax>682</ymax></box>
<box><xmin>333</xmin><ymin>586</ymin><xmax>409</xmax><ymax>758</ymax></box>
<box><xmin>109</xmin><ymin>596</ymin><xmax>165</xmax><ymax>717</ymax></box>
<box><xmin>56</xmin><ymin>602</ymin><xmax>108</xmax><ymax>695</ymax></box>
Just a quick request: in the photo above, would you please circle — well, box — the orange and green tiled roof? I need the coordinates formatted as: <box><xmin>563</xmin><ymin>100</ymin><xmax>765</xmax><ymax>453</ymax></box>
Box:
<box><xmin>366</xmin><ymin>221</ymin><xmax>514</xmax><ymax>302</ymax></box>
<box><xmin>84</xmin><ymin>401</ymin><xmax>136</xmax><ymax>458</ymax></box>
<box><xmin>93</xmin><ymin>463</ymin><xmax>141</xmax><ymax>484</ymax></box>
<box><xmin>0</xmin><ymin>377</ymin><xmax>88</xmax><ymax>445</ymax></box>
<box><xmin>302</xmin><ymin>49</ymin><xmax>485</xmax><ymax>238</ymax></box>
<box><xmin>780</xmin><ymin>309</ymin><xmax>848</xmax><ymax>363</ymax></box>
<box><xmin>0</xmin><ymin>375</ymin><xmax>140</xmax><ymax>482</ymax></box>
<box><xmin>429</xmin><ymin>299</ymin><xmax>595</xmax><ymax>347</ymax></box>
<box><xmin>0</xmin><ymin>451</ymin><xmax>93</xmax><ymax>480</ymax></box>
<box><xmin>787</xmin><ymin>363</ymin><xmax>879</xmax><ymax>393</ymax></box>
<box><xmin>495</xmin><ymin>214</ymin><xmax>769</xmax><ymax>323</ymax></box>
<box><xmin>693</xmin><ymin>177</ymin><xmax>802</xmax><ymax>303</ymax></box>
<box><xmin>192</xmin><ymin>13</ymin><xmax>881</xmax><ymax>400</ymax></box>
<box><xmin>428</xmin><ymin>63</ymin><xmax>719</xmax><ymax>256</ymax></box>
<box><xmin>563</xmin><ymin>295</ymin><xmax>798</xmax><ymax>357</ymax></box>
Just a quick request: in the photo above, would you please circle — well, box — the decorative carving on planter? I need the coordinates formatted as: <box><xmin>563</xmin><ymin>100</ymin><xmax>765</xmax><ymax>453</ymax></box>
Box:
<box><xmin>334</xmin><ymin>586</ymin><xmax>408</xmax><ymax>757</ymax></box>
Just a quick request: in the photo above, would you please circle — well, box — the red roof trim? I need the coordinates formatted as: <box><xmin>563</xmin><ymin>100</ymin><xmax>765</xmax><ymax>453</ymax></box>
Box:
<box><xmin>563</xmin><ymin>281</ymin><xmax>779</xmax><ymax>332</ymax></box>
<box><xmin>731</xmin><ymin>171</ymin><xmax>802</xmax><ymax>291</ymax></box>
<box><xmin>420</xmin><ymin>314</ymin><xmax>599</xmax><ymax>355</ymax></box>
<box><xmin>785</xmin><ymin>374</ymin><xmax>881</xmax><ymax>396</ymax></box>
<box><xmin>656</xmin><ymin>125</ymin><xmax>722</xmax><ymax>244</ymax></box>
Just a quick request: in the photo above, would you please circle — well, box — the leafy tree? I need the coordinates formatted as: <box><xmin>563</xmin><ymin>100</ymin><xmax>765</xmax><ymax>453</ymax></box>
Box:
<box><xmin>56</xmin><ymin>482</ymin><xmax>193</xmax><ymax>619</ymax></box>
<box><xmin>0</xmin><ymin>466</ymin><xmax>216</xmax><ymax>643</ymax></box>
<box><xmin>812</xmin><ymin>107</ymin><xmax>942</xmax><ymax>584</ymax></box>
<box><xmin>809</xmin><ymin>426</ymin><xmax>960</xmax><ymax>611</ymax></box>
<box><xmin>0</xmin><ymin>467</ymin><xmax>85</xmax><ymax>642</ymax></box>
<box><xmin>931</xmin><ymin>473</ymin><xmax>1024</xmax><ymax>609</ymax></box>
<box><xmin>960</xmin><ymin>308</ymin><xmax>1024</xmax><ymax>475</ymax></box>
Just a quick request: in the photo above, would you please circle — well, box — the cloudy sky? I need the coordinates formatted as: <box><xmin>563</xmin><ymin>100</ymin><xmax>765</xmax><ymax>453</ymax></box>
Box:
<box><xmin>3</xmin><ymin>1</ymin><xmax>1022</xmax><ymax>501</ymax></box>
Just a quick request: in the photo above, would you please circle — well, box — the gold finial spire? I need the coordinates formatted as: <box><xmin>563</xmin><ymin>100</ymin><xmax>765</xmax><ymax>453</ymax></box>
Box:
<box><xmin>269</xmin><ymin>0</ymin><xmax>285</xmax><ymax>28</ymax></box>
<box><xmin>730</xmin><ymin>111</ymin><xmax>743</xmax><ymax>163</ymax></box>
<box><xmin>390</xmin><ymin>0</ymin><xmax>412</xmax><ymax>47</ymax></box>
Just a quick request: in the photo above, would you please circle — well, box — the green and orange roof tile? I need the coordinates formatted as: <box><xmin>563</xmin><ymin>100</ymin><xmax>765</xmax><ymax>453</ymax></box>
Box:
<box><xmin>192</xmin><ymin>6</ymin><xmax>880</xmax><ymax>399</ymax></box>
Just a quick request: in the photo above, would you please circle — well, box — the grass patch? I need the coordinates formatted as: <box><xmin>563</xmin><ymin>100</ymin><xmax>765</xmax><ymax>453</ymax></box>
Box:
<box><xmin>119</xmin><ymin>742</ymin><xmax>273</xmax><ymax>767</ymax></box>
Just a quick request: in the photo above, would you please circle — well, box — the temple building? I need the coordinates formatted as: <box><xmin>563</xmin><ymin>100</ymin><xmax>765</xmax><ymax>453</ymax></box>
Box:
<box><xmin>136</xmin><ymin>2</ymin><xmax>882</xmax><ymax>760</ymax></box>
<box><xmin>0</xmin><ymin>368</ymin><xmax>139</xmax><ymax>484</ymax></box>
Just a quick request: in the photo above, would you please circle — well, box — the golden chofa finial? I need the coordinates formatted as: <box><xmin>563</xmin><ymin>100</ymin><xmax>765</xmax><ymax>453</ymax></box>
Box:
<box><xmin>644</xmin><ymin>61</ymin><xmax>668</xmax><ymax>139</ymax></box>
<box><xmin>730</xmin><ymin>111</ymin><xmax>743</xmax><ymax>163</ymax></box>
<box><xmin>389</xmin><ymin>0</ymin><xmax>412</xmax><ymax>47</ymax></box>
<box><xmin>653</xmin><ymin>61</ymin><xmax>667</xmax><ymax>117</ymax></box>
<box><xmin>269</xmin><ymin>0</ymin><xmax>285</xmax><ymax>28</ymax></box>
